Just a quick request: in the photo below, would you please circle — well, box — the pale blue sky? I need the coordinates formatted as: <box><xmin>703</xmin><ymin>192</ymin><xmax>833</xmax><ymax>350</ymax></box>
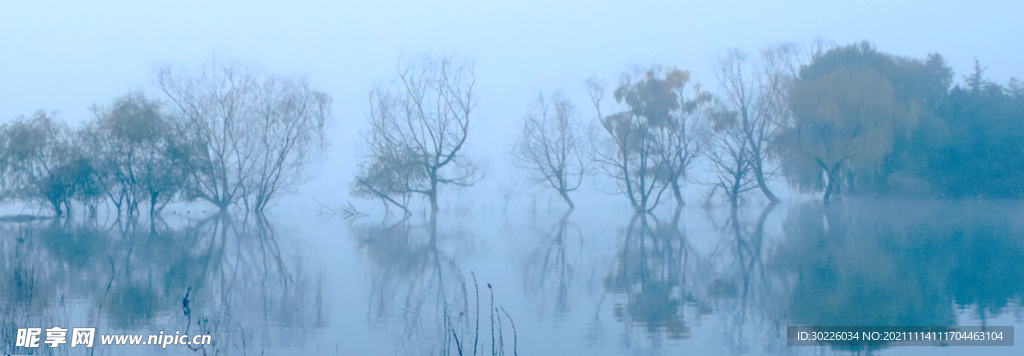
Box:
<box><xmin>1</xmin><ymin>0</ymin><xmax>1020</xmax><ymax>204</ymax></box>
<box><xmin>2</xmin><ymin>1</ymin><xmax>1020</xmax><ymax>120</ymax></box>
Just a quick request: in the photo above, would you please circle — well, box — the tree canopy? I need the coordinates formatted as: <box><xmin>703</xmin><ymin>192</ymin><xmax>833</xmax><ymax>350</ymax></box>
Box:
<box><xmin>776</xmin><ymin>42</ymin><xmax>1024</xmax><ymax>201</ymax></box>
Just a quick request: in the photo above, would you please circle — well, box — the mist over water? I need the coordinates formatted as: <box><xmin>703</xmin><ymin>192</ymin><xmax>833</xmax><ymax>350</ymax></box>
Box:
<box><xmin>2</xmin><ymin>2</ymin><xmax>1023</xmax><ymax>355</ymax></box>
<box><xmin>2</xmin><ymin>197</ymin><xmax>1022</xmax><ymax>355</ymax></box>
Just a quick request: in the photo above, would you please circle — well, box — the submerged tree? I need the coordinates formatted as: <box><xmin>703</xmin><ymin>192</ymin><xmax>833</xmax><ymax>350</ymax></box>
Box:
<box><xmin>705</xmin><ymin>106</ymin><xmax>757</xmax><ymax>209</ymax></box>
<box><xmin>353</xmin><ymin>54</ymin><xmax>480</xmax><ymax>213</ymax></box>
<box><xmin>156</xmin><ymin>60</ymin><xmax>330</xmax><ymax>212</ymax></box>
<box><xmin>512</xmin><ymin>92</ymin><xmax>587</xmax><ymax>209</ymax></box>
<box><xmin>0</xmin><ymin>113</ymin><xmax>94</xmax><ymax>216</ymax></box>
<box><xmin>710</xmin><ymin>46</ymin><xmax>802</xmax><ymax>204</ymax></box>
<box><xmin>83</xmin><ymin>92</ymin><xmax>188</xmax><ymax>217</ymax></box>
<box><xmin>654</xmin><ymin>82</ymin><xmax>710</xmax><ymax>207</ymax></box>
<box><xmin>589</xmin><ymin>66</ymin><xmax>706</xmax><ymax>212</ymax></box>
<box><xmin>780</xmin><ymin>42</ymin><xmax>951</xmax><ymax>198</ymax></box>
<box><xmin>776</xmin><ymin>67</ymin><xmax>917</xmax><ymax>203</ymax></box>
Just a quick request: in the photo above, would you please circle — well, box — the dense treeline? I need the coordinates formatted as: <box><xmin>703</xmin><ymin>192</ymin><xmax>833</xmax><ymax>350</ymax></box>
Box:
<box><xmin>2</xmin><ymin>42</ymin><xmax>1021</xmax><ymax>217</ymax></box>
<box><xmin>780</xmin><ymin>42</ymin><xmax>1024</xmax><ymax>200</ymax></box>
<box><xmin>0</xmin><ymin>61</ymin><xmax>330</xmax><ymax>217</ymax></box>
<box><xmin>934</xmin><ymin>69</ymin><xmax>1024</xmax><ymax>197</ymax></box>
<box><xmin>353</xmin><ymin>43</ymin><xmax>1023</xmax><ymax>214</ymax></box>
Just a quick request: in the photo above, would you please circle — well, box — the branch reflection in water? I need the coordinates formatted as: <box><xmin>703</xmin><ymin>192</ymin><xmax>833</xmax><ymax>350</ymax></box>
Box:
<box><xmin>522</xmin><ymin>210</ymin><xmax>582</xmax><ymax>320</ymax></box>
<box><xmin>603</xmin><ymin>206</ymin><xmax>694</xmax><ymax>349</ymax></box>
<box><xmin>0</xmin><ymin>213</ymin><xmax>325</xmax><ymax>355</ymax></box>
<box><xmin>594</xmin><ymin>199</ymin><xmax>1024</xmax><ymax>354</ymax></box>
<box><xmin>772</xmin><ymin>200</ymin><xmax>1024</xmax><ymax>353</ymax></box>
<box><xmin>353</xmin><ymin>211</ymin><xmax>518</xmax><ymax>355</ymax></box>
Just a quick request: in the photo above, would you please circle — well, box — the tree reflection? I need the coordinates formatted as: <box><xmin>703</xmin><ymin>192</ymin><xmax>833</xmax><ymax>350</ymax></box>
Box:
<box><xmin>353</xmin><ymin>213</ymin><xmax>472</xmax><ymax>355</ymax></box>
<box><xmin>588</xmin><ymin>199</ymin><xmax>1024</xmax><ymax>353</ymax></box>
<box><xmin>0</xmin><ymin>213</ymin><xmax>324</xmax><ymax>355</ymax></box>
<box><xmin>522</xmin><ymin>210</ymin><xmax>581</xmax><ymax>318</ymax></box>
<box><xmin>354</xmin><ymin>212</ymin><xmax>518</xmax><ymax>356</ymax></box>
<box><xmin>706</xmin><ymin>203</ymin><xmax>784</xmax><ymax>355</ymax></box>
<box><xmin>770</xmin><ymin>200</ymin><xmax>1024</xmax><ymax>349</ymax></box>
<box><xmin>604</xmin><ymin>208</ymin><xmax>692</xmax><ymax>347</ymax></box>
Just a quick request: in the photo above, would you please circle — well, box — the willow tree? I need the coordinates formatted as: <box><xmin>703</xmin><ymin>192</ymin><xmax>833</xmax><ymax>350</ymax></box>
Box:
<box><xmin>353</xmin><ymin>54</ymin><xmax>479</xmax><ymax>213</ymax></box>
<box><xmin>775</xmin><ymin>68</ymin><xmax>917</xmax><ymax>203</ymax></box>
<box><xmin>589</xmin><ymin>66</ymin><xmax>705</xmax><ymax>212</ymax></box>
<box><xmin>0</xmin><ymin>113</ymin><xmax>92</xmax><ymax>216</ymax></box>
<box><xmin>84</xmin><ymin>92</ymin><xmax>188</xmax><ymax>217</ymax></box>
<box><xmin>157</xmin><ymin>61</ymin><xmax>330</xmax><ymax>212</ymax></box>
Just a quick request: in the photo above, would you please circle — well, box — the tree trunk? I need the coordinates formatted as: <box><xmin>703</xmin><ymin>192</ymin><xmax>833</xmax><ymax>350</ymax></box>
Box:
<box><xmin>50</xmin><ymin>199</ymin><xmax>63</xmax><ymax>217</ymax></box>
<box><xmin>671</xmin><ymin>179</ymin><xmax>685</xmax><ymax>206</ymax></box>
<box><xmin>429</xmin><ymin>171</ymin><xmax>439</xmax><ymax>212</ymax></box>
<box><xmin>729</xmin><ymin>177</ymin><xmax>741</xmax><ymax>210</ymax></box>
<box><xmin>558</xmin><ymin>189</ymin><xmax>575</xmax><ymax>211</ymax></box>
<box><xmin>429</xmin><ymin>208</ymin><xmax>438</xmax><ymax>246</ymax></box>
<box><xmin>150</xmin><ymin>192</ymin><xmax>159</xmax><ymax>217</ymax></box>
<box><xmin>753</xmin><ymin>161</ymin><xmax>779</xmax><ymax>203</ymax></box>
<box><xmin>823</xmin><ymin>165</ymin><xmax>839</xmax><ymax>204</ymax></box>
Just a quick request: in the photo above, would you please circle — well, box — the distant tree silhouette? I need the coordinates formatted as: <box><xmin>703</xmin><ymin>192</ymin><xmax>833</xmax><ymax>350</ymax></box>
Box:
<box><xmin>512</xmin><ymin>92</ymin><xmax>588</xmax><ymax>209</ymax></box>
<box><xmin>157</xmin><ymin>60</ymin><xmax>331</xmax><ymax>212</ymax></box>
<box><xmin>82</xmin><ymin>92</ymin><xmax>187</xmax><ymax>217</ymax></box>
<box><xmin>589</xmin><ymin>66</ymin><xmax>707</xmax><ymax>212</ymax></box>
<box><xmin>0</xmin><ymin>113</ymin><xmax>93</xmax><ymax>216</ymax></box>
<box><xmin>353</xmin><ymin>54</ymin><xmax>480</xmax><ymax>214</ymax></box>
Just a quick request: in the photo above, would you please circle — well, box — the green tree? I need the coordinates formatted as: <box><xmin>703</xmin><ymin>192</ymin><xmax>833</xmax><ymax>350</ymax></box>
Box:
<box><xmin>589</xmin><ymin>66</ymin><xmax>705</xmax><ymax>212</ymax></box>
<box><xmin>776</xmin><ymin>68</ymin><xmax>917</xmax><ymax>203</ymax></box>
<box><xmin>787</xmin><ymin>42</ymin><xmax>953</xmax><ymax>196</ymax></box>
<box><xmin>932</xmin><ymin>63</ymin><xmax>1024</xmax><ymax>197</ymax></box>
<box><xmin>84</xmin><ymin>92</ymin><xmax>188</xmax><ymax>217</ymax></box>
<box><xmin>0</xmin><ymin>112</ymin><xmax>92</xmax><ymax>216</ymax></box>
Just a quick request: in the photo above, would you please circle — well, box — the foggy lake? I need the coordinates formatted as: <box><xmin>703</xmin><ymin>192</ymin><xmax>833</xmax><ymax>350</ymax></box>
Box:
<box><xmin>3</xmin><ymin>197</ymin><xmax>1021</xmax><ymax>355</ymax></box>
<box><xmin>3</xmin><ymin>2</ymin><xmax>1023</xmax><ymax>355</ymax></box>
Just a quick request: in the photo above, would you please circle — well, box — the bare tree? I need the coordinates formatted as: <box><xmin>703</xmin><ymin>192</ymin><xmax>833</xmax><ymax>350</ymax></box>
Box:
<box><xmin>705</xmin><ymin>107</ymin><xmax>758</xmax><ymax>209</ymax></box>
<box><xmin>511</xmin><ymin>92</ymin><xmax>587</xmax><ymax>210</ymax></box>
<box><xmin>712</xmin><ymin>45</ymin><xmax>802</xmax><ymax>204</ymax></box>
<box><xmin>243</xmin><ymin>77</ymin><xmax>330</xmax><ymax>212</ymax></box>
<box><xmin>156</xmin><ymin>60</ymin><xmax>330</xmax><ymax>212</ymax></box>
<box><xmin>353</xmin><ymin>54</ymin><xmax>479</xmax><ymax>213</ymax></box>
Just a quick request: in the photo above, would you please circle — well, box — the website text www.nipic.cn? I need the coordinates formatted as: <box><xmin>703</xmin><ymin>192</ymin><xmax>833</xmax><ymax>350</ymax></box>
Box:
<box><xmin>15</xmin><ymin>327</ymin><xmax>212</xmax><ymax>349</ymax></box>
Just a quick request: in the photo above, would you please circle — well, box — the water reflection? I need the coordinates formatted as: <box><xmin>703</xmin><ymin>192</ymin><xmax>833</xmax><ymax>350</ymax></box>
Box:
<box><xmin>522</xmin><ymin>210</ymin><xmax>580</xmax><ymax>319</ymax></box>
<box><xmin>353</xmin><ymin>213</ymin><xmax>518</xmax><ymax>355</ymax></box>
<box><xmin>604</xmin><ymin>207</ymin><xmax>693</xmax><ymax>348</ymax></box>
<box><xmin>773</xmin><ymin>200</ymin><xmax>1024</xmax><ymax>328</ymax></box>
<box><xmin>0</xmin><ymin>214</ymin><xmax>324</xmax><ymax>355</ymax></box>
<box><xmin>595</xmin><ymin>199</ymin><xmax>1023</xmax><ymax>354</ymax></box>
<box><xmin>7</xmin><ymin>199</ymin><xmax>1021</xmax><ymax>355</ymax></box>
<box><xmin>707</xmin><ymin>203</ymin><xmax>784</xmax><ymax>355</ymax></box>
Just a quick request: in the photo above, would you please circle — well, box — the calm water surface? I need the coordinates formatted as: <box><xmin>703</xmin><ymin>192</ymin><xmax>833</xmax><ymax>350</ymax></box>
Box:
<box><xmin>2</xmin><ymin>198</ymin><xmax>1022</xmax><ymax>355</ymax></box>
